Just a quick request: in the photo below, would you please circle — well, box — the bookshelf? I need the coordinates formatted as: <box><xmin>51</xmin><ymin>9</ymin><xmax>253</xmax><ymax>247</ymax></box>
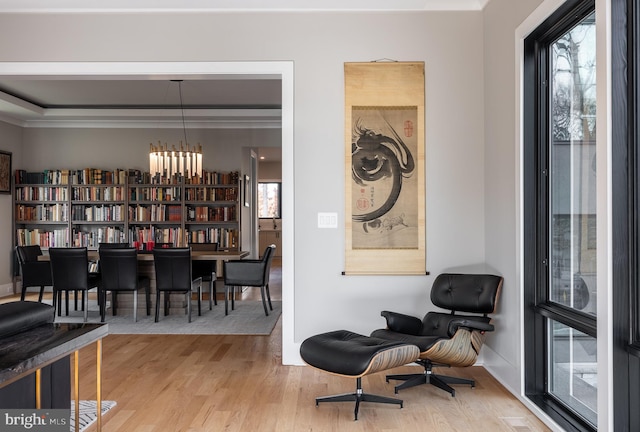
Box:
<box><xmin>14</xmin><ymin>168</ymin><xmax>241</xmax><ymax>251</ymax></box>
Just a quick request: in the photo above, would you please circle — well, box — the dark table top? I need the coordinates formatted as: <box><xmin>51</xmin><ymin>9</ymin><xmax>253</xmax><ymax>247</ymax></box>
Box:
<box><xmin>0</xmin><ymin>323</ymin><xmax>108</xmax><ymax>388</ymax></box>
<box><xmin>39</xmin><ymin>250</ymin><xmax>250</xmax><ymax>261</ymax></box>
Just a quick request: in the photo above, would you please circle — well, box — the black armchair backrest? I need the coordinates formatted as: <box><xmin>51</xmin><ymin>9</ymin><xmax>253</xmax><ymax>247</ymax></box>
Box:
<box><xmin>99</xmin><ymin>248</ymin><xmax>139</xmax><ymax>291</ymax></box>
<box><xmin>223</xmin><ymin>244</ymin><xmax>275</xmax><ymax>286</ymax></box>
<box><xmin>16</xmin><ymin>245</ymin><xmax>43</xmax><ymax>264</ymax></box>
<box><xmin>49</xmin><ymin>247</ymin><xmax>90</xmax><ymax>291</ymax></box>
<box><xmin>153</xmin><ymin>247</ymin><xmax>192</xmax><ymax>291</ymax></box>
<box><xmin>430</xmin><ymin>273</ymin><xmax>503</xmax><ymax>314</ymax></box>
<box><xmin>15</xmin><ymin>245</ymin><xmax>52</xmax><ymax>286</ymax></box>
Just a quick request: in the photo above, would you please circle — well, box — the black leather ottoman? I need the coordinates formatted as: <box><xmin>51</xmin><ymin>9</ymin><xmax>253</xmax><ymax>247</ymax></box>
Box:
<box><xmin>300</xmin><ymin>330</ymin><xmax>419</xmax><ymax>420</ymax></box>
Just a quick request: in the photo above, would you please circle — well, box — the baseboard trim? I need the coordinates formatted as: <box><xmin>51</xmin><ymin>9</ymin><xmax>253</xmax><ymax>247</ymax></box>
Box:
<box><xmin>0</xmin><ymin>283</ymin><xmax>15</xmax><ymax>298</ymax></box>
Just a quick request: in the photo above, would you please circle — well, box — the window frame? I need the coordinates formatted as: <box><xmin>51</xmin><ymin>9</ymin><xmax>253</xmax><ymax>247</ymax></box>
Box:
<box><xmin>257</xmin><ymin>181</ymin><xmax>282</xmax><ymax>219</ymax></box>
<box><xmin>523</xmin><ymin>1</ymin><xmax>598</xmax><ymax>431</ymax></box>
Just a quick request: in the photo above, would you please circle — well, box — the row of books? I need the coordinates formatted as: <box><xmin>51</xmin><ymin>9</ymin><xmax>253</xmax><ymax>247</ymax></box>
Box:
<box><xmin>72</xmin><ymin>186</ymin><xmax>125</xmax><ymax>202</ymax></box>
<box><xmin>15</xmin><ymin>204</ymin><xmax>68</xmax><ymax>222</ymax></box>
<box><xmin>128</xmin><ymin>204</ymin><xmax>182</xmax><ymax>222</ymax></box>
<box><xmin>129</xmin><ymin>226</ymin><xmax>186</xmax><ymax>247</ymax></box>
<box><xmin>71</xmin><ymin>227</ymin><xmax>126</xmax><ymax>248</ymax></box>
<box><xmin>137</xmin><ymin>170</ymin><xmax>240</xmax><ymax>185</ymax></box>
<box><xmin>198</xmin><ymin>170</ymin><xmax>240</xmax><ymax>185</ymax></box>
<box><xmin>187</xmin><ymin>228</ymin><xmax>238</xmax><ymax>249</ymax></box>
<box><xmin>184</xmin><ymin>186</ymin><xmax>238</xmax><ymax>202</ymax></box>
<box><xmin>71</xmin><ymin>204</ymin><xmax>125</xmax><ymax>222</ymax></box>
<box><xmin>15</xmin><ymin>228</ymin><xmax>69</xmax><ymax>247</ymax></box>
<box><xmin>17</xmin><ymin>202</ymin><xmax>235</xmax><ymax>224</ymax></box>
<box><xmin>16</xmin><ymin>225</ymin><xmax>236</xmax><ymax>249</ymax></box>
<box><xmin>186</xmin><ymin>205</ymin><xmax>237</xmax><ymax>222</ymax></box>
<box><xmin>15</xmin><ymin>169</ymin><xmax>129</xmax><ymax>185</ymax></box>
<box><xmin>15</xmin><ymin>186</ymin><xmax>68</xmax><ymax>202</ymax></box>
<box><xmin>15</xmin><ymin>168</ymin><xmax>240</xmax><ymax>186</ymax></box>
<box><xmin>140</xmin><ymin>171</ymin><xmax>185</xmax><ymax>185</ymax></box>
<box><xmin>75</xmin><ymin>168</ymin><xmax>128</xmax><ymax>185</ymax></box>
<box><xmin>129</xmin><ymin>186</ymin><xmax>182</xmax><ymax>202</ymax></box>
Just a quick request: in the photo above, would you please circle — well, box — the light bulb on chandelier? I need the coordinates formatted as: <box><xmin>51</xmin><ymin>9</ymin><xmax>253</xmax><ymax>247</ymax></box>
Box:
<box><xmin>148</xmin><ymin>80</ymin><xmax>204</xmax><ymax>181</ymax></box>
<box><xmin>149</xmin><ymin>141</ymin><xmax>202</xmax><ymax>180</ymax></box>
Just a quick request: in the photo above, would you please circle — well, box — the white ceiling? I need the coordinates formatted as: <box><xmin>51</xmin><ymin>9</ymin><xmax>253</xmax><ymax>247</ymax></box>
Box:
<box><xmin>0</xmin><ymin>77</ymin><xmax>283</xmax><ymax>128</ymax></box>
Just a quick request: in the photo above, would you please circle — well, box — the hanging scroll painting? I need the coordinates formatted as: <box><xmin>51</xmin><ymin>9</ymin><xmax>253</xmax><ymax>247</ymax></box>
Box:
<box><xmin>344</xmin><ymin>62</ymin><xmax>425</xmax><ymax>275</ymax></box>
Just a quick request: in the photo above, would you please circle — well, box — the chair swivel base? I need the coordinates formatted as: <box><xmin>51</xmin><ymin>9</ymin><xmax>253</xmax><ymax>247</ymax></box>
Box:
<box><xmin>386</xmin><ymin>371</ymin><xmax>475</xmax><ymax>397</ymax></box>
<box><xmin>316</xmin><ymin>377</ymin><xmax>403</xmax><ymax>421</ymax></box>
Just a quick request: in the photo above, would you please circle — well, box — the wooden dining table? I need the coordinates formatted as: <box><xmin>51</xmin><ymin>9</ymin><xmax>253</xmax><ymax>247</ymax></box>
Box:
<box><xmin>38</xmin><ymin>248</ymin><xmax>251</xmax><ymax>315</ymax></box>
<box><xmin>38</xmin><ymin>249</ymin><xmax>250</xmax><ymax>261</ymax></box>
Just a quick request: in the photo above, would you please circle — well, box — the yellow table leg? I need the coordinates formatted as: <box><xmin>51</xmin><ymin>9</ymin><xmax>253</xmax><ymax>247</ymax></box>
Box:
<box><xmin>35</xmin><ymin>368</ymin><xmax>41</xmax><ymax>409</ymax></box>
<box><xmin>96</xmin><ymin>339</ymin><xmax>102</xmax><ymax>432</ymax></box>
<box><xmin>74</xmin><ymin>351</ymin><xmax>79</xmax><ymax>432</ymax></box>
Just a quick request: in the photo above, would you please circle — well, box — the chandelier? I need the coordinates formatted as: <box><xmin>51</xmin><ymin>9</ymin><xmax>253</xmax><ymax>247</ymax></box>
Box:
<box><xmin>149</xmin><ymin>80</ymin><xmax>203</xmax><ymax>179</ymax></box>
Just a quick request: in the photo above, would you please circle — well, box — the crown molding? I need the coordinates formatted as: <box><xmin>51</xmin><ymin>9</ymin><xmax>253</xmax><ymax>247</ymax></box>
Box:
<box><xmin>0</xmin><ymin>0</ymin><xmax>490</xmax><ymax>13</ymax></box>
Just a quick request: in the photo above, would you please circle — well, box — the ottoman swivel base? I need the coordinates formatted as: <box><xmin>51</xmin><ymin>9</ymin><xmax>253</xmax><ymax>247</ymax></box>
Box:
<box><xmin>300</xmin><ymin>330</ymin><xmax>419</xmax><ymax>420</ymax></box>
<box><xmin>315</xmin><ymin>377</ymin><xmax>405</xmax><ymax>420</ymax></box>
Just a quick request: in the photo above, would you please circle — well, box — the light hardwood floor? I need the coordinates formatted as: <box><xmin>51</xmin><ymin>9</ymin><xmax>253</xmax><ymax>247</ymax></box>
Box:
<box><xmin>8</xmin><ymin>259</ymin><xmax>551</xmax><ymax>431</ymax></box>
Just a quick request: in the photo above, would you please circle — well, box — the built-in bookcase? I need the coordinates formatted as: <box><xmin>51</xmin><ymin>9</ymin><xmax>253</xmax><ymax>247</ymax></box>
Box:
<box><xmin>13</xmin><ymin>168</ymin><xmax>240</xmax><ymax>250</ymax></box>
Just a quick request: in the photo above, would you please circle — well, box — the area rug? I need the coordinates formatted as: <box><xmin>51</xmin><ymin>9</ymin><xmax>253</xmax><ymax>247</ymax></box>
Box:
<box><xmin>70</xmin><ymin>400</ymin><xmax>116</xmax><ymax>432</ymax></box>
<box><xmin>51</xmin><ymin>300</ymin><xmax>282</xmax><ymax>335</ymax></box>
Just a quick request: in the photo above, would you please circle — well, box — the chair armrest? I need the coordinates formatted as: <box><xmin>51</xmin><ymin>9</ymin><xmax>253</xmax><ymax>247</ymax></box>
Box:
<box><xmin>447</xmin><ymin>318</ymin><xmax>494</xmax><ymax>337</ymax></box>
<box><xmin>381</xmin><ymin>311</ymin><xmax>424</xmax><ymax>335</ymax></box>
<box><xmin>191</xmin><ymin>277</ymin><xmax>203</xmax><ymax>290</ymax></box>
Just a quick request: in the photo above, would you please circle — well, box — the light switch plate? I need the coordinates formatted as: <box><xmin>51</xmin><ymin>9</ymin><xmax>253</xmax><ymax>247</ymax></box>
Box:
<box><xmin>317</xmin><ymin>212</ymin><xmax>338</xmax><ymax>228</ymax></box>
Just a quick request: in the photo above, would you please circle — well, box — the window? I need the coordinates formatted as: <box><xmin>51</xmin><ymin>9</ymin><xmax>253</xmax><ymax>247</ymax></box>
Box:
<box><xmin>523</xmin><ymin>1</ymin><xmax>597</xmax><ymax>431</ymax></box>
<box><xmin>257</xmin><ymin>182</ymin><xmax>281</xmax><ymax>219</ymax></box>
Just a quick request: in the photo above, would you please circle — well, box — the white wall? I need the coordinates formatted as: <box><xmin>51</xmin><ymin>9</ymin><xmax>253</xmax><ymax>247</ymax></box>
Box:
<box><xmin>258</xmin><ymin>161</ymin><xmax>281</xmax><ymax>182</ymax></box>
<box><xmin>0</xmin><ymin>6</ymin><xmax>540</xmax><ymax>394</ymax></box>
<box><xmin>21</xmin><ymin>128</ymin><xmax>280</xmax><ymax>173</ymax></box>
<box><xmin>482</xmin><ymin>0</ymin><xmax>543</xmax><ymax>391</ymax></box>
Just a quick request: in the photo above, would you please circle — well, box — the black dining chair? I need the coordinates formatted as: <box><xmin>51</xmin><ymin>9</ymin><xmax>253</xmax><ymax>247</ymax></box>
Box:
<box><xmin>91</xmin><ymin>242</ymin><xmax>130</xmax><ymax>281</ymax></box>
<box><xmin>190</xmin><ymin>243</ymin><xmax>219</xmax><ymax>312</ymax></box>
<box><xmin>152</xmin><ymin>247</ymin><xmax>202</xmax><ymax>322</ymax></box>
<box><xmin>98</xmin><ymin>247</ymin><xmax>150</xmax><ymax>322</ymax></box>
<box><xmin>15</xmin><ymin>245</ymin><xmax>52</xmax><ymax>302</ymax></box>
<box><xmin>49</xmin><ymin>247</ymin><xmax>101</xmax><ymax>322</ymax></box>
<box><xmin>223</xmin><ymin>244</ymin><xmax>275</xmax><ymax>316</ymax></box>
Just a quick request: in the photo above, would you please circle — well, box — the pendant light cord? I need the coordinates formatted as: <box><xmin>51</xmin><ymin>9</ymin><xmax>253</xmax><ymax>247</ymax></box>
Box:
<box><xmin>173</xmin><ymin>79</ymin><xmax>189</xmax><ymax>147</ymax></box>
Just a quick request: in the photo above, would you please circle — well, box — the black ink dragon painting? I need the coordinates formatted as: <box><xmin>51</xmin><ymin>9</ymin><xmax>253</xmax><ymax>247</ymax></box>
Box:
<box><xmin>351</xmin><ymin>107</ymin><xmax>418</xmax><ymax>249</ymax></box>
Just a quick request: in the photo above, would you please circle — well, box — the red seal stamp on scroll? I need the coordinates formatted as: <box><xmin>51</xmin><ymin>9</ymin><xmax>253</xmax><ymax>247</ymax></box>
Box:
<box><xmin>404</xmin><ymin>120</ymin><xmax>413</xmax><ymax>137</ymax></box>
<box><xmin>356</xmin><ymin>197</ymin><xmax>370</xmax><ymax>211</ymax></box>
